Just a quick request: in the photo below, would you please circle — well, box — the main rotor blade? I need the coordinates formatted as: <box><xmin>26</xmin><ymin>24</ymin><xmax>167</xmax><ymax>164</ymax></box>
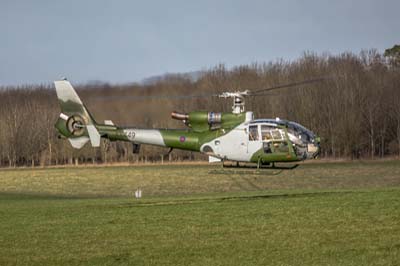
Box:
<box><xmin>247</xmin><ymin>92</ymin><xmax>281</xmax><ymax>97</ymax></box>
<box><xmin>87</xmin><ymin>76</ymin><xmax>333</xmax><ymax>102</ymax></box>
<box><xmin>249</xmin><ymin>76</ymin><xmax>331</xmax><ymax>95</ymax></box>
<box><xmin>90</xmin><ymin>93</ymin><xmax>218</xmax><ymax>102</ymax></box>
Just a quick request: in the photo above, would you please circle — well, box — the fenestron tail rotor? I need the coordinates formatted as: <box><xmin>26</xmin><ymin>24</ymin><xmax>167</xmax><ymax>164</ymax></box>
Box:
<box><xmin>66</xmin><ymin>115</ymin><xmax>86</xmax><ymax>137</ymax></box>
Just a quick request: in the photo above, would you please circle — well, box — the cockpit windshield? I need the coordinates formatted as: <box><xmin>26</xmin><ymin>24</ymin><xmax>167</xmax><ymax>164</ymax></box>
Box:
<box><xmin>250</xmin><ymin>119</ymin><xmax>316</xmax><ymax>143</ymax></box>
<box><xmin>249</xmin><ymin>119</ymin><xmax>320</xmax><ymax>159</ymax></box>
<box><xmin>287</xmin><ymin>121</ymin><xmax>315</xmax><ymax>142</ymax></box>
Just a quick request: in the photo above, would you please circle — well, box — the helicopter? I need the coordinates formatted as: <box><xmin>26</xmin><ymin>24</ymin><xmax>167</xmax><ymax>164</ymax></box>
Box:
<box><xmin>54</xmin><ymin>78</ymin><xmax>322</xmax><ymax>169</ymax></box>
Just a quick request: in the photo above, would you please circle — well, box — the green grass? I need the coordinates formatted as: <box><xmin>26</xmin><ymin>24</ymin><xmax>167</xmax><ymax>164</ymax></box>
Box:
<box><xmin>0</xmin><ymin>161</ymin><xmax>400</xmax><ymax>265</ymax></box>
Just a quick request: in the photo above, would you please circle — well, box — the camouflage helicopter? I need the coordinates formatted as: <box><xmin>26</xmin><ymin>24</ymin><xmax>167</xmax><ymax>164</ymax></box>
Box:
<box><xmin>54</xmin><ymin>78</ymin><xmax>321</xmax><ymax>169</ymax></box>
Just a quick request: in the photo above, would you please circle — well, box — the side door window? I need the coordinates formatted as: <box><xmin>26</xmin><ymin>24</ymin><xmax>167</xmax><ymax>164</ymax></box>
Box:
<box><xmin>248</xmin><ymin>125</ymin><xmax>259</xmax><ymax>141</ymax></box>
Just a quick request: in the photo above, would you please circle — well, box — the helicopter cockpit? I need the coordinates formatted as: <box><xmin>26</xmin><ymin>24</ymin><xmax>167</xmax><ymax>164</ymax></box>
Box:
<box><xmin>286</xmin><ymin>121</ymin><xmax>315</xmax><ymax>143</ymax></box>
<box><xmin>249</xmin><ymin>119</ymin><xmax>320</xmax><ymax>160</ymax></box>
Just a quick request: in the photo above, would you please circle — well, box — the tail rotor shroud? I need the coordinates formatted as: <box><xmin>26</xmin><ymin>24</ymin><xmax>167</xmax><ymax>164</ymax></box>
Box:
<box><xmin>66</xmin><ymin>115</ymin><xmax>86</xmax><ymax>137</ymax></box>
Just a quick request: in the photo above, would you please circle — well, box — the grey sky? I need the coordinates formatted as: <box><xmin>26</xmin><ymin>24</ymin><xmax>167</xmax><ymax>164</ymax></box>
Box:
<box><xmin>0</xmin><ymin>0</ymin><xmax>398</xmax><ymax>86</ymax></box>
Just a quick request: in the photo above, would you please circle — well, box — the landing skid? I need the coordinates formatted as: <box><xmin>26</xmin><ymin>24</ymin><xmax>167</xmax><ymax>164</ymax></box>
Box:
<box><xmin>209</xmin><ymin>169</ymin><xmax>284</xmax><ymax>175</ymax></box>
<box><xmin>223</xmin><ymin>163</ymin><xmax>299</xmax><ymax>170</ymax></box>
<box><xmin>209</xmin><ymin>161</ymin><xmax>299</xmax><ymax>175</ymax></box>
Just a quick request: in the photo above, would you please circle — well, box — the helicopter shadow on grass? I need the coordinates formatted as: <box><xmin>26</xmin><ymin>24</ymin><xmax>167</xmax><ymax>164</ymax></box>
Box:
<box><xmin>116</xmin><ymin>190</ymin><xmax>362</xmax><ymax>209</ymax></box>
<box><xmin>226</xmin><ymin>174</ymin><xmax>263</xmax><ymax>191</ymax></box>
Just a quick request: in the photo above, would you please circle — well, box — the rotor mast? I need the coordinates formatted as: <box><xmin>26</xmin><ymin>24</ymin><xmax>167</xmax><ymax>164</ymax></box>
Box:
<box><xmin>219</xmin><ymin>90</ymin><xmax>249</xmax><ymax>114</ymax></box>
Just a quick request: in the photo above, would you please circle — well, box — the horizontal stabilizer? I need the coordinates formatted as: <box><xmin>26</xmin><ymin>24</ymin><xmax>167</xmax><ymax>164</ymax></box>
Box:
<box><xmin>68</xmin><ymin>137</ymin><xmax>90</xmax><ymax>149</ymax></box>
<box><xmin>209</xmin><ymin>156</ymin><xmax>221</xmax><ymax>163</ymax></box>
<box><xmin>87</xmin><ymin>125</ymin><xmax>101</xmax><ymax>147</ymax></box>
<box><xmin>104</xmin><ymin>120</ymin><xmax>114</xmax><ymax>126</ymax></box>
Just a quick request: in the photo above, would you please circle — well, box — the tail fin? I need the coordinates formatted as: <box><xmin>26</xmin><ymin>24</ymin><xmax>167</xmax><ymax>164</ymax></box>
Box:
<box><xmin>54</xmin><ymin>79</ymin><xmax>100</xmax><ymax>148</ymax></box>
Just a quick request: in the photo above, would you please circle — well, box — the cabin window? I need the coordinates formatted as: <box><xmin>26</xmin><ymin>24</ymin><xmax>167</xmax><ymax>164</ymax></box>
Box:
<box><xmin>248</xmin><ymin>125</ymin><xmax>259</xmax><ymax>141</ymax></box>
<box><xmin>261</xmin><ymin>125</ymin><xmax>273</xmax><ymax>141</ymax></box>
<box><xmin>261</xmin><ymin>125</ymin><xmax>284</xmax><ymax>141</ymax></box>
<box><xmin>272</xmin><ymin>130</ymin><xmax>283</xmax><ymax>140</ymax></box>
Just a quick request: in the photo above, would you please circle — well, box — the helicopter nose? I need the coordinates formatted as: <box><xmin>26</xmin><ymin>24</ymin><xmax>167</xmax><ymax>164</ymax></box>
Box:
<box><xmin>313</xmin><ymin>136</ymin><xmax>321</xmax><ymax>158</ymax></box>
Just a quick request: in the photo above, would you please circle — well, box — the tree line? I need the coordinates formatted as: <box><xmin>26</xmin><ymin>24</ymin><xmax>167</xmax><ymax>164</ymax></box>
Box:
<box><xmin>0</xmin><ymin>48</ymin><xmax>399</xmax><ymax>167</ymax></box>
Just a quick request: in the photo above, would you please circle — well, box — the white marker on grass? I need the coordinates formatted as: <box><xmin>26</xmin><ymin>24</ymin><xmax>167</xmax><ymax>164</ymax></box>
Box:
<box><xmin>135</xmin><ymin>188</ymin><xmax>142</xmax><ymax>199</ymax></box>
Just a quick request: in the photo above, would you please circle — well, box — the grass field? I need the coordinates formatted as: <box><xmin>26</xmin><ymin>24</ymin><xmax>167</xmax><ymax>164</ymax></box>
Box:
<box><xmin>0</xmin><ymin>160</ymin><xmax>400</xmax><ymax>265</ymax></box>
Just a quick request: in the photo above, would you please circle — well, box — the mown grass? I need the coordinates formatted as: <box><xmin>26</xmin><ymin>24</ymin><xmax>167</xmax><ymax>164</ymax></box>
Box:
<box><xmin>1</xmin><ymin>160</ymin><xmax>400</xmax><ymax>197</ymax></box>
<box><xmin>0</xmin><ymin>160</ymin><xmax>400</xmax><ymax>265</ymax></box>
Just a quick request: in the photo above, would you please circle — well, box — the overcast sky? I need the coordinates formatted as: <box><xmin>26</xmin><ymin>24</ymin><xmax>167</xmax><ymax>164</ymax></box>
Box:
<box><xmin>0</xmin><ymin>0</ymin><xmax>398</xmax><ymax>86</ymax></box>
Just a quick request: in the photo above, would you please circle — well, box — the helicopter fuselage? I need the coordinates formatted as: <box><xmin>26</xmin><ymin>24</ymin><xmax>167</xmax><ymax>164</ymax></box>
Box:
<box><xmin>81</xmin><ymin>112</ymin><xmax>320</xmax><ymax>164</ymax></box>
<box><xmin>54</xmin><ymin>80</ymin><xmax>320</xmax><ymax>165</ymax></box>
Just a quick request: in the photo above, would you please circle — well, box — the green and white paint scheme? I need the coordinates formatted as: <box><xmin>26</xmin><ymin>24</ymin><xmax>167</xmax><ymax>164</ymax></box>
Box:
<box><xmin>54</xmin><ymin>80</ymin><xmax>320</xmax><ymax>165</ymax></box>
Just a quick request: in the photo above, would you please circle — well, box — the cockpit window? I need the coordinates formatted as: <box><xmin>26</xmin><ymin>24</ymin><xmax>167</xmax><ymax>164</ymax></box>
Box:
<box><xmin>287</xmin><ymin>122</ymin><xmax>314</xmax><ymax>142</ymax></box>
<box><xmin>249</xmin><ymin>125</ymin><xmax>259</xmax><ymax>141</ymax></box>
